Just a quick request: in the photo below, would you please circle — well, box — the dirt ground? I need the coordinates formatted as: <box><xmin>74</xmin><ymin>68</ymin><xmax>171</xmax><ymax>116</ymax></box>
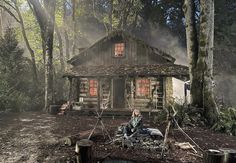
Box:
<box><xmin>0</xmin><ymin>111</ymin><xmax>235</xmax><ymax>163</ymax></box>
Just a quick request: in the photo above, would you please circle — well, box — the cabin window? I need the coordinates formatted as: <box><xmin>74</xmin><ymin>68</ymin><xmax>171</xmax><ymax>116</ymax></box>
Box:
<box><xmin>89</xmin><ymin>79</ymin><xmax>98</xmax><ymax>96</ymax></box>
<box><xmin>136</xmin><ymin>79</ymin><xmax>150</xmax><ymax>97</ymax></box>
<box><xmin>114</xmin><ymin>43</ymin><xmax>125</xmax><ymax>57</ymax></box>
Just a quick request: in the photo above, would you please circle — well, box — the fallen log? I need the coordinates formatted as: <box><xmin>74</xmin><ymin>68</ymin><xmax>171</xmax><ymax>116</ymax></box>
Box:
<box><xmin>64</xmin><ymin>135</ymin><xmax>80</xmax><ymax>146</ymax></box>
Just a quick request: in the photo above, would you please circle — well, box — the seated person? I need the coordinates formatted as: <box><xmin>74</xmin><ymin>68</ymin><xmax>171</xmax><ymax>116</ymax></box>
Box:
<box><xmin>123</xmin><ymin>109</ymin><xmax>143</xmax><ymax>138</ymax></box>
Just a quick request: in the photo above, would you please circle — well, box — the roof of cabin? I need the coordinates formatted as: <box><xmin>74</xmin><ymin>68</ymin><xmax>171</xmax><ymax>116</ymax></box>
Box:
<box><xmin>68</xmin><ymin>30</ymin><xmax>176</xmax><ymax>65</ymax></box>
<box><xmin>64</xmin><ymin>64</ymin><xmax>189</xmax><ymax>78</ymax></box>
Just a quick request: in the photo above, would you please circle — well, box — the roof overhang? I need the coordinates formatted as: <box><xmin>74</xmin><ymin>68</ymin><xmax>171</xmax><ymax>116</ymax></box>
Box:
<box><xmin>63</xmin><ymin>64</ymin><xmax>189</xmax><ymax>80</ymax></box>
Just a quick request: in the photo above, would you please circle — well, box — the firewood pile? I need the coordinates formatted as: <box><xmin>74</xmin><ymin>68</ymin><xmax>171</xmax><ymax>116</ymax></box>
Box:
<box><xmin>112</xmin><ymin>131</ymin><xmax>164</xmax><ymax>151</ymax></box>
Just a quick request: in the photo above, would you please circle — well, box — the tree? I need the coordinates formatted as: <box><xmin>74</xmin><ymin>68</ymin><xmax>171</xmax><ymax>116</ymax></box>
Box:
<box><xmin>0</xmin><ymin>0</ymin><xmax>38</xmax><ymax>83</ymax></box>
<box><xmin>183</xmin><ymin>0</ymin><xmax>218</xmax><ymax>125</ymax></box>
<box><xmin>28</xmin><ymin>0</ymin><xmax>56</xmax><ymax>111</ymax></box>
<box><xmin>0</xmin><ymin>28</ymin><xmax>34</xmax><ymax>111</ymax></box>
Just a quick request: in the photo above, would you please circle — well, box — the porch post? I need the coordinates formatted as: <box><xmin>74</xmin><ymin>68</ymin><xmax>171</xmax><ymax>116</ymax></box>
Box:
<box><xmin>110</xmin><ymin>78</ymin><xmax>113</xmax><ymax>109</ymax></box>
<box><xmin>68</xmin><ymin>77</ymin><xmax>73</xmax><ymax>106</ymax></box>
<box><xmin>163</xmin><ymin>77</ymin><xmax>167</xmax><ymax>108</ymax></box>
<box><xmin>97</xmin><ymin>78</ymin><xmax>101</xmax><ymax>110</ymax></box>
<box><xmin>130</xmin><ymin>78</ymin><xmax>134</xmax><ymax>110</ymax></box>
<box><xmin>76</xmin><ymin>78</ymin><xmax>80</xmax><ymax>102</ymax></box>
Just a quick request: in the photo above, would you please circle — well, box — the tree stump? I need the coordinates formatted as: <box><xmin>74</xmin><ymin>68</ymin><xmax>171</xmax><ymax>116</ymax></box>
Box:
<box><xmin>75</xmin><ymin>139</ymin><xmax>93</xmax><ymax>163</ymax></box>
<box><xmin>204</xmin><ymin>149</ymin><xmax>224</xmax><ymax>163</ymax></box>
<box><xmin>219</xmin><ymin>148</ymin><xmax>236</xmax><ymax>163</ymax></box>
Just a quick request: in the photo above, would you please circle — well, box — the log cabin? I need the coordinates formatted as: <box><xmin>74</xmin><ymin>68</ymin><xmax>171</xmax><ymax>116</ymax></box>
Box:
<box><xmin>64</xmin><ymin>30</ymin><xmax>189</xmax><ymax>113</ymax></box>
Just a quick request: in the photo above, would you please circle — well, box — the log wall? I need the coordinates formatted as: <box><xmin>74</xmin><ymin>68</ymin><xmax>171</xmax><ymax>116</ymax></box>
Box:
<box><xmin>76</xmin><ymin>77</ymin><xmax>167</xmax><ymax>111</ymax></box>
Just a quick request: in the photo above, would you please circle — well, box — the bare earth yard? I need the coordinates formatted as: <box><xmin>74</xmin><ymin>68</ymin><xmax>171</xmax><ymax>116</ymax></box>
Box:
<box><xmin>0</xmin><ymin>111</ymin><xmax>235</xmax><ymax>163</ymax></box>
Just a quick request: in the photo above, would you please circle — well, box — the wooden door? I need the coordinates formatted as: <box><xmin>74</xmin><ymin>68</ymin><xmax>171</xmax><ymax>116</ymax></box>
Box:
<box><xmin>113</xmin><ymin>78</ymin><xmax>125</xmax><ymax>108</ymax></box>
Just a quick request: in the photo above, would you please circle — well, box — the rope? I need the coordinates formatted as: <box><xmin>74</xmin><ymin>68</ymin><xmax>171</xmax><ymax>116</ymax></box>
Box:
<box><xmin>172</xmin><ymin>117</ymin><xmax>204</xmax><ymax>152</ymax></box>
<box><xmin>161</xmin><ymin>105</ymin><xmax>204</xmax><ymax>159</ymax></box>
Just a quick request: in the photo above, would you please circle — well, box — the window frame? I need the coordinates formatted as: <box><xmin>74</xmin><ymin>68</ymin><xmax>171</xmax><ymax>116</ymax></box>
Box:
<box><xmin>135</xmin><ymin>78</ymin><xmax>151</xmax><ymax>98</ymax></box>
<box><xmin>113</xmin><ymin>42</ymin><xmax>126</xmax><ymax>58</ymax></box>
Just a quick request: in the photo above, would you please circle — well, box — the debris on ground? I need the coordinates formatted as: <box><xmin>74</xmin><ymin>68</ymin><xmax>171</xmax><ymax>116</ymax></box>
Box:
<box><xmin>0</xmin><ymin>112</ymin><xmax>236</xmax><ymax>163</ymax></box>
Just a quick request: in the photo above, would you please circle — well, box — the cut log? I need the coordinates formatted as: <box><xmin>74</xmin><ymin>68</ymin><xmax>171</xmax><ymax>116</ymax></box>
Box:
<box><xmin>75</xmin><ymin>139</ymin><xmax>93</xmax><ymax>163</ymax></box>
<box><xmin>64</xmin><ymin>135</ymin><xmax>80</xmax><ymax>146</ymax></box>
<box><xmin>204</xmin><ymin>149</ymin><xmax>224</xmax><ymax>163</ymax></box>
<box><xmin>219</xmin><ymin>148</ymin><xmax>236</xmax><ymax>163</ymax></box>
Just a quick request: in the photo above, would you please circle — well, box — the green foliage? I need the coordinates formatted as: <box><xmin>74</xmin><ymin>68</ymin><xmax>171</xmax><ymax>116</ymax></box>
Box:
<box><xmin>0</xmin><ymin>28</ymin><xmax>43</xmax><ymax>112</ymax></box>
<box><xmin>211</xmin><ymin>107</ymin><xmax>236</xmax><ymax>136</ymax></box>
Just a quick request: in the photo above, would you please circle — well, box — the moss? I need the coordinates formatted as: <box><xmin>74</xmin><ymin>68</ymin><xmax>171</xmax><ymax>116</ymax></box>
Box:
<box><xmin>201</xmin><ymin>16</ymin><xmax>207</xmax><ymax>24</ymax></box>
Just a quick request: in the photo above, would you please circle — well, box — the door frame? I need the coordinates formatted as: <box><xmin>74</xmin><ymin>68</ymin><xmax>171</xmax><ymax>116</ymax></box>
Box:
<box><xmin>112</xmin><ymin>78</ymin><xmax>126</xmax><ymax>109</ymax></box>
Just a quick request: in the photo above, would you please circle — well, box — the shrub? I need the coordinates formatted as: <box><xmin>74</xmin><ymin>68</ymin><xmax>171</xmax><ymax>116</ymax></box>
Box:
<box><xmin>211</xmin><ymin>107</ymin><xmax>236</xmax><ymax>136</ymax></box>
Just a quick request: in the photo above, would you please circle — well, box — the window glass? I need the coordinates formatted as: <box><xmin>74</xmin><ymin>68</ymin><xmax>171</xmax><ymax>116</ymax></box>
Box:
<box><xmin>136</xmin><ymin>79</ymin><xmax>150</xmax><ymax>97</ymax></box>
<box><xmin>89</xmin><ymin>79</ymin><xmax>98</xmax><ymax>96</ymax></box>
<box><xmin>114</xmin><ymin>43</ymin><xmax>125</xmax><ymax>57</ymax></box>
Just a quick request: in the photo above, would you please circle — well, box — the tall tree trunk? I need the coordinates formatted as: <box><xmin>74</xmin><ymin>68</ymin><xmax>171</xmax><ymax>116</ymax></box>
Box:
<box><xmin>184</xmin><ymin>0</ymin><xmax>218</xmax><ymax>125</ymax></box>
<box><xmin>109</xmin><ymin>0</ymin><xmax>113</xmax><ymax>32</ymax></box>
<box><xmin>28</xmin><ymin>0</ymin><xmax>56</xmax><ymax>111</ymax></box>
<box><xmin>44</xmin><ymin>0</ymin><xmax>56</xmax><ymax>111</ymax></box>
<box><xmin>55</xmin><ymin>23</ymin><xmax>65</xmax><ymax>72</ymax></box>
<box><xmin>14</xmin><ymin>1</ymin><xmax>38</xmax><ymax>83</ymax></box>
<box><xmin>72</xmin><ymin>0</ymin><xmax>77</xmax><ymax>56</ymax></box>
<box><xmin>0</xmin><ymin>8</ymin><xmax>3</xmax><ymax>36</ymax></box>
<box><xmin>183</xmin><ymin>0</ymin><xmax>202</xmax><ymax>106</ymax></box>
<box><xmin>198</xmin><ymin>0</ymin><xmax>218</xmax><ymax>125</ymax></box>
<box><xmin>63</xmin><ymin>0</ymin><xmax>70</xmax><ymax>61</ymax></box>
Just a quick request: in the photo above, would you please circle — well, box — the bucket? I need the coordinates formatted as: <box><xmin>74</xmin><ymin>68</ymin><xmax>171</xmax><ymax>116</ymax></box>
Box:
<box><xmin>204</xmin><ymin>149</ymin><xmax>224</xmax><ymax>163</ymax></box>
<box><xmin>219</xmin><ymin>148</ymin><xmax>236</xmax><ymax>163</ymax></box>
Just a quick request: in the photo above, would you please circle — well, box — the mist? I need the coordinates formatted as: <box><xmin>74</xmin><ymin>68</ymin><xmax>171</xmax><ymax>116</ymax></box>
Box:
<box><xmin>214</xmin><ymin>73</ymin><xmax>236</xmax><ymax>106</ymax></box>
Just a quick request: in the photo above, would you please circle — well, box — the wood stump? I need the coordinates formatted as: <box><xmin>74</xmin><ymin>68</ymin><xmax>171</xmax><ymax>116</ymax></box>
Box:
<box><xmin>75</xmin><ymin>139</ymin><xmax>93</xmax><ymax>163</ymax></box>
<box><xmin>219</xmin><ymin>148</ymin><xmax>236</xmax><ymax>163</ymax></box>
<box><xmin>204</xmin><ymin>149</ymin><xmax>224</xmax><ymax>163</ymax></box>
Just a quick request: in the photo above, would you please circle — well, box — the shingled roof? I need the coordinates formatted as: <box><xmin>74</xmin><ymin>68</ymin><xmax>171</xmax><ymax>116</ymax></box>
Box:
<box><xmin>68</xmin><ymin>30</ymin><xmax>176</xmax><ymax>65</ymax></box>
<box><xmin>64</xmin><ymin>64</ymin><xmax>189</xmax><ymax>78</ymax></box>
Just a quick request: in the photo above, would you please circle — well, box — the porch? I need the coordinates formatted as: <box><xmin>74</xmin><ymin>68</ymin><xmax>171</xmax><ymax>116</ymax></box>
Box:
<box><xmin>64</xmin><ymin>64</ymin><xmax>189</xmax><ymax>113</ymax></box>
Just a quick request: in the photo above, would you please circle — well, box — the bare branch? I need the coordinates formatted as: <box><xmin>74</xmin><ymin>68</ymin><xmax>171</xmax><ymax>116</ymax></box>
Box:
<box><xmin>3</xmin><ymin>0</ymin><xmax>16</xmax><ymax>10</ymax></box>
<box><xmin>0</xmin><ymin>4</ymin><xmax>20</xmax><ymax>23</ymax></box>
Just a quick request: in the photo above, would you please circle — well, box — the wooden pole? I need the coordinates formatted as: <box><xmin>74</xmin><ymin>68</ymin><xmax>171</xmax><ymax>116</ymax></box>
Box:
<box><xmin>75</xmin><ymin>139</ymin><xmax>93</xmax><ymax>163</ymax></box>
<box><xmin>161</xmin><ymin>107</ymin><xmax>171</xmax><ymax>159</ymax></box>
